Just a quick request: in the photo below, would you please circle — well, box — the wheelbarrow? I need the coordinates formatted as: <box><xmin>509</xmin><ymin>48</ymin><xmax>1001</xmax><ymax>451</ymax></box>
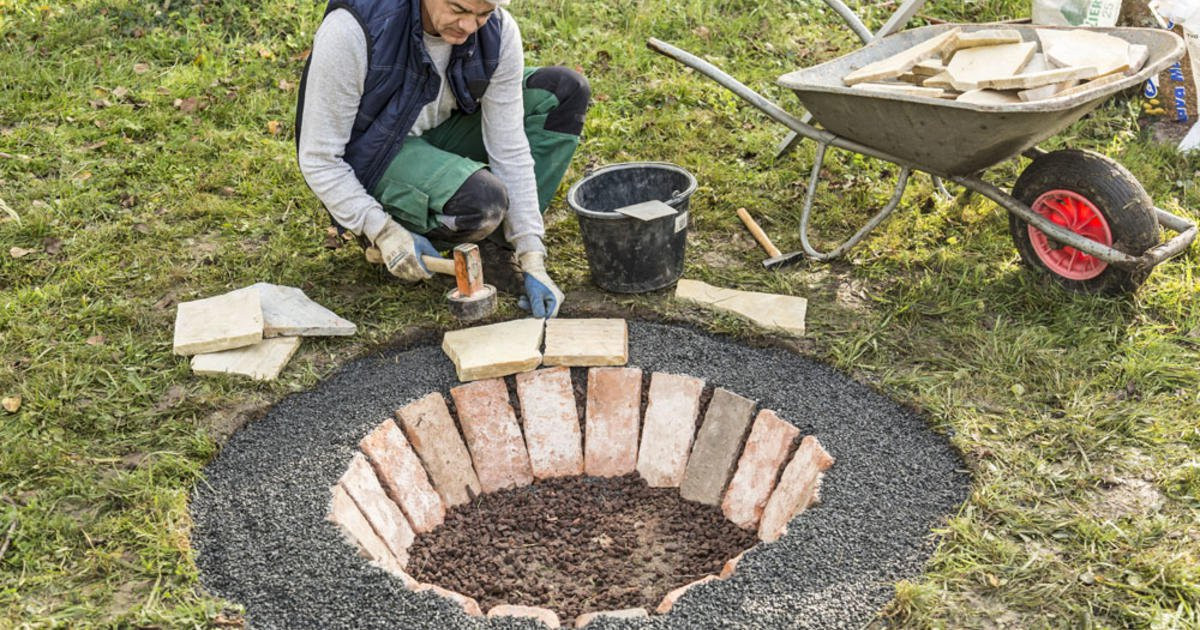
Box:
<box><xmin>648</xmin><ymin>24</ymin><xmax>1198</xmax><ymax>294</ymax></box>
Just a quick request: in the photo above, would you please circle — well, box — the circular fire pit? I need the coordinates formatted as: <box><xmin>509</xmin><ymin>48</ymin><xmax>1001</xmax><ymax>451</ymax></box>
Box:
<box><xmin>191</xmin><ymin>322</ymin><xmax>969</xmax><ymax>628</ymax></box>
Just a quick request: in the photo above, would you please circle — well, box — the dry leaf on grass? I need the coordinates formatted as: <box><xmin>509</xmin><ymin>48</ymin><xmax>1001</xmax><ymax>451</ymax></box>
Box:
<box><xmin>133</xmin><ymin>62</ymin><xmax>150</xmax><ymax>74</ymax></box>
<box><xmin>43</xmin><ymin>237</ymin><xmax>62</xmax><ymax>255</ymax></box>
<box><xmin>2</xmin><ymin>396</ymin><xmax>20</xmax><ymax>413</ymax></box>
<box><xmin>266</xmin><ymin>120</ymin><xmax>281</xmax><ymax>135</ymax></box>
<box><xmin>9</xmin><ymin>247</ymin><xmax>33</xmax><ymax>258</ymax></box>
<box><xmin>86</xmin><ymin>335</ymin><xmax>106</xmax><ymax>346</ymax></box>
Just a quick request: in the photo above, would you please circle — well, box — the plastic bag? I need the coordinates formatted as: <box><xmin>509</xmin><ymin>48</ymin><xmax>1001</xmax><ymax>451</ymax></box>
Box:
<box><xmin>1032</xmin><ymin>0</ymin><xmax>1122</xmax><ymax>26</ymax></box>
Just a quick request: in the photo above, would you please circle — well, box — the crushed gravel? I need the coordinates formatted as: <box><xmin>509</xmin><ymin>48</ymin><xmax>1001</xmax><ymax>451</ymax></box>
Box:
<box><xmin>191</xmin><ymin>321</ymin><xmax>969</xmax><ymax>629</ymax></box>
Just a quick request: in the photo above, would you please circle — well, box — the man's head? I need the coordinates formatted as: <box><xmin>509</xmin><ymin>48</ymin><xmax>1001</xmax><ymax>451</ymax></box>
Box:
<box><xmin>420</xmin><ymin>0</ymin><xmax>508</xmax><ymax>45</ymax></box>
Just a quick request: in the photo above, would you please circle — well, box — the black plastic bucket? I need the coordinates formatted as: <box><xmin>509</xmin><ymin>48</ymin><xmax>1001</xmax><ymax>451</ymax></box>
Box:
<box><xmin>566</xmin><ymin>162</ymin><xmax>697</xmax><ymax>293</ymax></box>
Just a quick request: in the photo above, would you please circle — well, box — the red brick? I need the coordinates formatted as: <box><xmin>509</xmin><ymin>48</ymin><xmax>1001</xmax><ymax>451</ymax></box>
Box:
<box><xmin>360</xmin><ymin>418</ymin><xmax>445</xmax><ymax>533</ymax></box>
<box><xmin>414</xmin><ymin>583</ymin><xmax>483</xmax><ymax>616</ymax></box>
<box><xmin>655</xmin><ymin>574</ymin><xmax>719</xmax><ymax>614</ymax></box>
<box><xmin>719</xmin><ymin>550</ymin><xmax>746</xmax><ymax>579</ymax></box>
<box><xmin>721</xmin><ymin>409</ymin><xmax>800</xmax><ymax>529</ymax></box>
<box><xmin>574</xmin><ymin>608</ymin><xmax>648</xmax><ymax>627</ymax></box>
<box><xmin>487</xmin><ymin>604</ymin><xmax>561</xmax><ymax>627</ymax></box>
<box><xmin>636</xmin><ymin>372</ymin><xmax>704</xmax><ymax>487</ymax></box>
<box><xmin>516</xmin><ymin>367</ymin><xmax>584</xmax><ymax>479</ymax></box>
<box><xmin>584</xmin><ymin>367</ymin><xmax>642</xmax><ymax>477</ymax></box>
<box><xmin>396</xmin><ymin>392</ymin><xmax>481</xmax><ymax>508</ymax></box>
<box><xmin>338</xmin><ymin>452</ymin><xmax>415</xmax><ymax>566</ymax></box>
<box><xmin>758</xmin><ymin>435</ymin><xmax>835</xmax><ymax>542</ymax></box>
<box><xmin>680</xmin><ymin>387</ymin><xmax>756</xmax><ymax>506</ymax></box>
<box><xmin>450</xmin><ymin>379</ymin><xmax>533</xmax><ymax>493</ymax></box>
<box><xmin>328</xmin><ymin>484</ymin><xmax>409</xmax><ymax>581</ymax></box>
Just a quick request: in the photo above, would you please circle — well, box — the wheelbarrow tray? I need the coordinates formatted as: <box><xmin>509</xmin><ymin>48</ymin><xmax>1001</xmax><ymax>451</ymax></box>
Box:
<box><xmin>777</xmin><ymin>24</ymin><xmax>1184</xmax><ymax>176</ymax></box>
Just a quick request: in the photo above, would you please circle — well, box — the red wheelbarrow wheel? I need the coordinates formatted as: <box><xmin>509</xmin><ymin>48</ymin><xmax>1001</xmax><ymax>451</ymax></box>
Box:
<box><xmin>1008</xmin><ymin>149</ymin><xmax>1160</xmax><ymax>295</ymax></box>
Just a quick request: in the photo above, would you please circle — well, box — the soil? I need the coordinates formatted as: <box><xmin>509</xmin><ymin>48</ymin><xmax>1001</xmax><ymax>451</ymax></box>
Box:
<box><xmin>406</xmin><ymin>474</ymin><xmax>759</xmax><ymax>621</ymax></box>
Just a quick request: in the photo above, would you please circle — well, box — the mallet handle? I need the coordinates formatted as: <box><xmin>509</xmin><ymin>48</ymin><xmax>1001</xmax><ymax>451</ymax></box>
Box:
<box><xmin>736</xmin><ymin>207</ymin><xmax>782</xmax><ymax>258</ymax></box>
<box><xmin>422</xmin><ymin>255</ymin><xmax>455</xmax><ymax>276</ymax></box>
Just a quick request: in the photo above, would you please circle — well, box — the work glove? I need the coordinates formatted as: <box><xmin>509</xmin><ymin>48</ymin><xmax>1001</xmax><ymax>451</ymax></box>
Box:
<box><xmin>372</xmin><ymin>220</ymin><xmax>440</xmax><ymax>282</ymax></box>
<box><xmin>516</xmin><ymin>251</ymin><xmax>563</xmax><ymax>318</ymax></box>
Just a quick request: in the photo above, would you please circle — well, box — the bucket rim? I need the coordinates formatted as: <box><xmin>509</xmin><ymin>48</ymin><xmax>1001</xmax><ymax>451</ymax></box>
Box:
<box><xmin>566</xmin><ymin>161</ymin><xmax>698</xmax><ymax>220</ymax></box>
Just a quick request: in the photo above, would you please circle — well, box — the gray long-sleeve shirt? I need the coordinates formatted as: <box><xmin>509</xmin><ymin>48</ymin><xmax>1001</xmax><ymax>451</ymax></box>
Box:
<box><xmin>297</xmin><ymin>8</ymin><xmax>544</xmax><ymax>255</ymax></box>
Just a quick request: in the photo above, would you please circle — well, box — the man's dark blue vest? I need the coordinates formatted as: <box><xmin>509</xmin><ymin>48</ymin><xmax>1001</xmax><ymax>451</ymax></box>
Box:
<box><xmin>296</xmin><ymin>0</ymin><xmax>503</xmax><ymax>193</ymax></box>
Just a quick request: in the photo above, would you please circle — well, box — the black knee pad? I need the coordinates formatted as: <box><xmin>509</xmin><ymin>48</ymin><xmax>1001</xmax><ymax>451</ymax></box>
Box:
<box><xmin>526</xmin><ymin>66</ymin><xmax>590</xmax><ymax>136</ymax></box>
<box><xmin>442</xmin><ymin>169</ymin><xmax>508</xmax><ymax>239</ymax></box>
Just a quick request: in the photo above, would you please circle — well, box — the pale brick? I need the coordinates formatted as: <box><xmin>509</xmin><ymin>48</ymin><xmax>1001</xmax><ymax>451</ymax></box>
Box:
<box><xmin>584</xmin><ymin>367</ymin><xmax>642</xmax><ymax>477</ymax></box>
<box><xmin>338</xmin><ymin>452</ymin><xmax>415</xmax><ymax>565</ymax></box>
<box><xmin>636</xmin><ymin>372</ymin><xmax>704</xmax><ymax>487</ymax></box>
<box><xmin>655</xmin><ymin>575</ymin><xmax>720</xmax><ymax>614</ymax></box>
<box><xmin>360</xmin><ymin>419</ymin><xmax>445</xmax><ymax>533</ymax></box>
<box><xmin>396</xmin><ymin>392</ymin><xmax>481</xmax><ymax>508</ymax></box>
<box><xmin>516</xmin><ymin>367</ymin><xmax>584</xmax><ymax>479</ymax></box>
<box><xmin>451</xmin><ymin>379</ymin><xmax>533</xmax><ymax>493</ymax></box>
<box><xmin>574</xmin><ymin>608</ymin><xmax>648</xmax><ymax>627</ymax></box>
<box><xmin>542</xmin><ymin>318</ymin><xmax>628</xmax><ymax>367</ymax></box>
<box><xmin>680</xmin><ymin>388</ymin><xmax>756</xmax><ymax>506</ymax></box>
<box><xmin>414</xmin><ymin>584</ymin><xmax>483</xmax><ymax>616</ymax></box>
<box><xmin>758</xmin><ymin>435</ymin><xmax>835</xmax><ymax>542</ymax></box>
<box><xmin>487</xmin><ymin>604</ymin><xmax>561</xmax><ymax>627</ymax></box>
<box><xmin>328</xmin><ymin>484</ymin><xmax>407</xmax><ymax>578</ymax></box>
<box><xmin>721</xmin><ymin>409</ymin><xmax>800</xmax><ymax>529</ymax></box>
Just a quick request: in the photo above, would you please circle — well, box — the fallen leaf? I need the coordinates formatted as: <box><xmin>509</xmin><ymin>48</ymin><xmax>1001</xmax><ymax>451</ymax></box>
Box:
<box><xmin>153</xmin><ymin>291</ymin><xmax>178</xmax><ymax>310</ymax></box>
<box><xmin>154</xmin><ymin>384</ymin><xmax>186</xmax><ymax>412</ymax></box>
<box><xmin>156</xmin><ymin>86</ymin><xmax>171</xmax><ymax>96</ymax></box>
<box><xmin>119</xmin><ymin>193</ymin><xmax>137</xmax><ymax>208</ymax></box>
<box><xmin>42</xmin><ymin>237</ymin><xmax>62</xmax><ymax>255</ymax></box>
<box><xmin>258</xmin><ymin>47</ymin><xmax>273</xmax><ymax>59</ymax></box>
<box><xmin>218</xmin><ymin>186</ymin><xmax>236</xmax><ymax>197</ymax></box>
<box><xmin>693</xmin><ymin>25</ymin><xmax>711</xmax><ymax>40</ymax></box>
<box><xmin>2</xmin><ymin>395</ymin><xmax>20</xmax><ymax>413</ymax></box>
<box><xmin>174</xmin><ymin>97</ymin><xmax>198</xmax><ymax>113</ymax></box>
<box><xmin>73</xmin><ymin>171</ymin><xmax>92</xmax><ymax>182</ymax></box>
<box><xmin>86</xmin><ymin>335</ymin><xmax>106</xmax><ymax>346</ymax></box>
<box><xmin>112</xmin><ymin>86</ymin><xmax>129</xmax><ymax>99</ymax></box>
<box><xmin>291</xmin><ymin>48</ymin><xmax>311</xmax><ymax>62</ymax></box>
<box><xmin>89</xmin><ymin>98</ymin><xmax>111</xmax><ymax>109</ymax></box>
<box><xmin>9</xmin><ymin>247</ymin><xmax>33</xmax><ymax>258</ymax></box>
<box><xmin>266</xmin><ymin>120</ymin><xmax>281</xmax><ymax>135</ymax></box>
<box><xmin>134</xmin><ymin>222</ymin><xmax>151</xmax><ymax>234</ymax></box>
<box><xmin>277</xmin><ymin>79</ymin><xmax>293</xmax><ymax>91</ymax></box>
<box><xmin>133</xmin><ymin>62</ymin><xmax>150</xmax><ymax>74</ymax></box>
<box><xmin>81</xmin><ymin>140</ymin><xmax>107</xmax><ymax>151</ymax></box>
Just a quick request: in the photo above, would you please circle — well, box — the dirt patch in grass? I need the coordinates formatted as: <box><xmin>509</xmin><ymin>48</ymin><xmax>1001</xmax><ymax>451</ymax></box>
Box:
<box><xmin>1092</xmin><ymin>477</ymin><xmax>1164</xmax><ymax>520</ymax></box>
<box><xmin>406</xmin><ymin>474</ymin><xmax>757</xmax><ymax>620</ymax></box>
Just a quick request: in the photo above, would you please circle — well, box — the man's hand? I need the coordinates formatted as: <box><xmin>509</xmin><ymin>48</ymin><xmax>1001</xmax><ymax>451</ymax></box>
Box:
<box><xmin>373</xmin><ymin>220</ymin><xmax>440</xmax><ymax>282</ymax></box>
<box><xmin>516</xmin><ymin>251</ymin><xmax>563</xmax><ymax>318</ymax></box>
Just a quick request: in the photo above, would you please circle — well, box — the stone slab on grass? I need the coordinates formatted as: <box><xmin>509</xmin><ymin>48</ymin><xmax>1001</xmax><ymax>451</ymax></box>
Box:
<box><xmin>516</xmin><ymin>367</ymin><xmax>584</xmax><ymax>479</ymax></box>
<box><xmin>451</xmin><ymin>378</ymin><xmax>533</xmax><ymax>493</ymax></box>
<box><xmin>655</xmin><ymin>574</ymin><xmax>720</xmax><ymax>614</ymax></box>
<box><xmin>680</xmin><ymin>387</ymin><xmax>757</xmax><ymax>506</ymax></box>
<box><xmin>759</xmin><ymin>435</ymin><xmax>835</xmax><ymax>542</ymax></box>
<box><xmin>542</xmin><ymin>318</ymin><xmax>628</xmax><ymax>367</ymax></box>
<box><xmin>338</xmin><ymin>452</ymin><xmax>415</xmax><ymax>566</ymax></box>
<box><xmin>487</xmin><ymin>604</ymin><xmax>561</xmax><ymax>627</ymax></box>
<box><xmin>584</xmin><ymin>367</ymin><xmax>643</xmax><ymax>477</ymax></box>
<box><xmin>414</xmin><ymin>584</ymin><xmax>483</xmax><ymax>616</ymax></box>
<box><xmin>173</xmin><ymin>286</ymin><xmax>263</xmax><ymax>355</ymax></box>
<box><xmin>190</xmin><ymin>336</ymin><xmax>301</xmax><ymax>381</ymax></box>
<box><xmin>327</xmin><ymin>484</ymin><xmax>407</xmax><ymax>578</ymax></box>
<box><xmin>442</xmin><ymin>318</ymin><xmax>545</xmax><ymax>382</ymax></box>
<box><xmin>574</xmin><ymin>608</ymin><xmax>648</xmax><ymax>627</ymax></box>
<box><xmin>252</xmin><ymin>282</ymin><xmax>356</xmax><ymax>338</ymax></box>
<box><xmin>395</xmin><ymin>392</ymin><xmax>482</xmax><ymax>508</ymax></box>
<box><xmin>636</xmin><ymin>372</ymin><xmax>704</xmax><ymax>487</ymax></box>
<box><xmin>722</xmin><ymin>409</ymin><xmax>801</xmax><ymax>529</ymax></box>
<box><xmin>675</xmin><ymin>279</ymin><xmax>806</xmax><ymax>337</ymax></box>
<box><xmin>359</xmin><ymin>419</ymin><xmax>445</xmax><ymax>533</ymax></box>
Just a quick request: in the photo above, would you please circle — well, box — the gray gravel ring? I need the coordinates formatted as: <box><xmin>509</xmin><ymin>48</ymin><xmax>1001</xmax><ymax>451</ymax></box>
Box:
<box><xmin>191</xmin><ymin>321</ymin><xmax>970</xmax><ymax>629</ymax></box>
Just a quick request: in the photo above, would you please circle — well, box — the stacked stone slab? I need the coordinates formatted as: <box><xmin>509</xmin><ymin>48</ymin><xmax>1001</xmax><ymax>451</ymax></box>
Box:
<box><xmin>326</xmin><ymin>368</ymin><xmax>834</xmax><ymax>625</ymax></box>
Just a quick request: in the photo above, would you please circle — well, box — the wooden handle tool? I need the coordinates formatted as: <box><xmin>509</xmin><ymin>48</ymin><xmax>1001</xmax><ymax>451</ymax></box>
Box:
<box><xmin>736</xmin><ymin>207</ymin><xmax>782</xmax><ymax>258</ymax></box>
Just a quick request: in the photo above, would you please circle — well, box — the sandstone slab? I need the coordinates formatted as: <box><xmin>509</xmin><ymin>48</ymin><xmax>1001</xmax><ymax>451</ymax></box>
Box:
<box><xmin>636</xmin><ymin>372</ymin><xmax>704</xmax><ymax>487</ymax></box>
<box><xmin>613</xmin><ymin>199</ymin><xmax>676</xmax><ymax>221</ymax></box>
<box><xmin>442</xmin><ymin>319</ymin><xmax>545</xmax><ymax>382</ymax></box>
<box><xmin>542</xmin><ymin>318</ymin><xmax>628</xmax><ymax>367</ymax></box>
<box><xmin>759</xmin><ymin>435</ymin><xmax>836</xmax><ymax>542</ymax></box>
<box><xmin>955</xmin><ymin>89</ymin><xmax>1022</xmax><ymax>106</ymax></box>
<box><xmin>360</xmin><ymin>419</ymin><xmax>445</xmax><ymax>533</ymax></box>
<box><xmin>338</xmin><ymin>452</ymin><xmax>414</xmax><ymax>565</ymax></box>
<box><xmin>946</xmin><ymin>28</ymin><xmax>1022</xmax><ymax>54</ymax></box>
<box><xmin>843</xmin><ymin>28</ymin><xmax>961</xmax><ymax>85</ymax></box>
<box><xmin>451</xmin><ymin>379</ymin><xmax>533</xmax><ymax>493</ymax></box>
<box><xmin>487</xmin><ymin>604</ymin><xmax>561</xmax><ymax>627</ymax></box>
<box><xmin>850</xmin><ymin>82</ymin><xmax>946</xmax><ymax>98</ymax></box>
<box><xmin>655</xmin><ymin>574</ymin><xmax>720</xmax><ymax>614</ymax></box>
<box><xmin>252</xmin><ymin>282</ymin><xmax>356</xmax><ymax>337</ymax></box>
<box><xmin>173</xmin><ymin>286</ymin><xmax>262</xmax><ymax>355</ymax></box>
<box><xmin>584</xmin><ymin>367</ymin><xmax>643</xmax><ymax>477</ymax></box>
<box><xmin>946</xmin><ymin>41</ymin><xmax>1036</xmax><ymax>91</ymax></box>
<box><xmin>675</xmin><ymin>279</ymin><xmax>806</xmax><ymax>337</ymax></box>
<box><xmin>516</xmin><ymin>367</ymin><xmax>584</xmax><ymax>479</ymax></box>
<box><xmin>721</xmin><ymin>409</ymin><xmax>801</xmax><ymax>529</ymax></box>
<box><xmin>978</xmin><ymin>65</ymin><xmax>1097</xmax><ymax>90</ymax></box>
<box><xmin>1052</xmin><ymin>72</ymin><xmax>1124</xmax><ymax>99</ymax></box>
<box><xmin>396</xmin><ymin>392</ymin><xmax>481</xmax><ymax>508</ymax></box>
<box><xmin>680</xmin><ymin>387</ymin><xmax>756</xmax><ymax>506</ymax></box>
<box><xmin>575</xmin><ymin>608</ymin><xmax>648</xmax><ymax>627</ymax></box>
<box><xmin>190</xmin><ymin>336</ymin><xmax>301</xmax><ymax>381</ymax></box>
<box><xmin>1037</xmin><ymin>29</ymin><xmax>1130</xmax><ymax>77</ymax></box>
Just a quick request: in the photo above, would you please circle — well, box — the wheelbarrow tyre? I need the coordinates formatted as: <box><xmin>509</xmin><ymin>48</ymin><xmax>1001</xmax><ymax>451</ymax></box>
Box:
<box><xmin>1009</xmin><ymin>149</ymin><xmax>1159</xmax><ymax>295</ymax></box>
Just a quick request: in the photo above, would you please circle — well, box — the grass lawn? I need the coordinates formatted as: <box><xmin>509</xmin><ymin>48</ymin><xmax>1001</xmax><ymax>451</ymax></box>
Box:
<box><xmin>2</xmin><ymin>0</ymin><xmax>1198</xmax><ymax>626</ymax></box>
